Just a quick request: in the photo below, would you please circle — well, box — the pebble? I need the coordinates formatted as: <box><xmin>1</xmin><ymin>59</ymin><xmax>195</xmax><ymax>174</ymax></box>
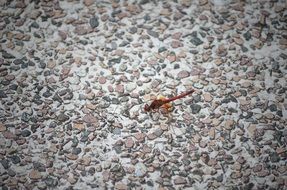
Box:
<box><xmin>115</xmin><ymin>182</ymin><xmax>128</xmax><ymax>190</ymax></box>
<box><xmin>3</xmin><ymin>131</ymin><xmax>16</xmax><ymax>139</ymax></box>
<box><xmin>29</xmin><ymin>170</ymin><xmax>42</xmax><ymax>180</ymax></box>
<box><xmin>151</xmin><ymin>79</ymin><xmax>161</xmax><ymax>89</ymax></box>
<box><xmin>7</xmin><ymin>169</ymin><xmax>16</xmax><ymax>177</ymax></box>
<box><xmin>73</xmin><ymin>123</ymin><xmax>85</xmax><ymax>131</ymax></box>
<box><xmin>192</xmin><ymin>133</ymin><xmax>202</xmax><ymax>143</ymax></box>
<box><xmin>21</xmin><ymin>129</ymin><xmax>31</xmax><ymax>137</ymax></box>
<box><xmin>158</xmin><ymin>47</ymin><xmax>167</xmax><ymax>53</ymax></box>
<box><xmin>0</xmin><ymin>90</ymin><xmax>8</xmax><ymax>98</ymax></box>
<box><xmin>76</xmin><ymin>68</ymin><xmax>87</xmax><ymax>77</ymax></box>
<box><xmin>82</xmin><ymin>114</ymin><xmax>98</xmax><ymax>124</ymax></box>
<box><xmin>269</xmin><ymin>152</ymin><xmax>280</xmax><ymax>163</ymax></box>
<box><xmin>0</xmin><ymin>159</ymin><xmax>9</xmax><ymax>169</ymax></box>
<box><xmin>134</xmin><ymin>132</ymin><xmax>146</xmax><ymax>142</ymax></box>
<box><xmin>57</xmin><ymin>113</ymin><xmax>69</xmax><ymax>122</ymax></box>
<box><xmin>167</xmin><ymin>53</ymin><xmax>177</xmax><ymax>63</ymax></box>
<box><xmin>90</xmin><ymin>17</ymin><xmax>99</xmax><ymax>28</ymax></box>
<box><xmin>190</xmin><ymin>104</ymin><xmax>201</xmax><ymax>114</ymax></box>
<box><xmin>10</xmin><ymin>155</ymin><xmax>21</xmax><ymax>164</ymax></box>
<box><xmin>224</xmin><ymin>119</ymin><xmax>235</xmax><ymax>130</ymax></box>
<box><xmin>79</xmin><ymin>156</ymin><xmax>91</xmax><ymax>166</ymax></box>
<box><xmin>102</xmin><ymin>170</ymin><xmax>110</xmax><ymax>181</ymax></box>
<box><xmin>58</xmin><ymin>30</ymin><xmax>67</xmax><ymax>41</ymax></box>
<box><xmin>203</xmin><ymin>93</ymin><xmax>213</xmax><ymax>102</ymax></box>
<box><xmin>135</xmin><ymin>162</ymin><xmax>147</xmax><ymax>177</ymax></box>
<box><xmin>88</xmin><ymin>167</ymin><xmax>96</xmax><ymax>175</ymax></box>
<box><xmin>66</xmin><ymin>154</ymin><xmax>78</xmax><ymax>160</ymax></box>
<box><xmin>119</xmin><ymin>64</ymin><xmax>127</xmax><ymax>71</ymax></box>
<box><xmin>193</xmin><ymin>83</ymin><xmax>204</xmax><ymax>89</ymax></box>
<box><xmin>115</xmin><ymin>85</ymin><xmax>124</xmax><ymax>94</ymax></box>
<box><xmin>216</xmin><ymin>44</ymin><xmax>227</xmax><ymax>57</ymax></box>
<box><xmin>125</xmin><ymin>137</ymin><xmax>134</xmax><ymax>148</ymax></box>
<box><xmin>33</xmin><ymin>162</ymin><xmax>46</xmax><ymax>172</ymax></box>
<box><xmin>174</xmin><ymin>176</ymin><xmax>187</xmax><ymax>185</ymax></box>
<box><xmin>68</xmin><ymin>175</ymin><xmax>78</xmax><ymax>184</ymax></box>
<box><xmin>21</xmin><ymin>112</ymin><xmax>30</xmax><ymax>122</ymax></box>
<box><xmin>39</xmin><ymin>60</ymin><xmax>46</xmax><ymax>69</ymax></box>
<box><xmin>74</xmin><ymin>26</ymin><xmax>89</xmax><ymax>35</ymax></box>
<box><xmin>177</xmin><ymin>70</ymin><xmax>190</xmax><ymax>79</ymax></box>
<box><xmin>277</xmin><ymin>165</ymin><xmax>287</xmax><ymax>174</ymax></box>
<box><xmin>153</xmin><ymin>128</ymin><xmax>164</xmax><ymax>137</ymax></box>
<box><xmin>129</xmin><ymin>27</ymin><xmax>137</xmax><ymax>34</ymax></box>
<box><xmin>147</xmin><ymin>133</ymin><xmax>157</xmax><ymax>140</ymax></box>
<box><xmin>147</xmin><ymin>30</ymin><xmax>159</xmax><ymax>38</ymax></box>
<box><xmin>257</xmin><ymin>170</ymin><xmax>269</xmax><ymax>177</ymax></box>
<box><xmin>47</xmin><ymin>60</ymin><xmax>56</xmax><ymax>69</ymax></box>
<box><xmin>234</xmin><ymin>37</ymin><xmax>244</xmax><ymax>45</ymax></box>
<box><xmin>125</xmin><ymin>83</ymin><xmax>136</xmax><ymax>92</ymax></box>
<box><xmin>2</xmin><ymin>51</ymin><xmax>15</xmax><ymax>59</ymax></box>
<box><xmin>199</xmin><ymin>0</ymin><xmax>208</xmax><ymax>6</ymax></box>
<box><xmin>209</xmin><ymin>128</ymin><xmax>215</xmax><ymax>140</ymax></box>
<box><xmin>190</xmin><ymin>36</ymin><xmax>204</xmax><ymax>46</ymax></box>
<box><xmin>0</xmin><ymin>123</ymin><xmax>7</xmax><ymax>132</ymax></box>
<box><xmin>171</xmin><ymin>40</ymin><xmax>183</xmax><ymax>48</ymax></box>
<box><xmin>83</xmin><ymin>0</ymin><xmax>94</xmax><ymax>6</ymax></box>
<box><xmin>231</xmin><ymin>171</ymin><xmax>242</xmax><ymax>179</ymax></box>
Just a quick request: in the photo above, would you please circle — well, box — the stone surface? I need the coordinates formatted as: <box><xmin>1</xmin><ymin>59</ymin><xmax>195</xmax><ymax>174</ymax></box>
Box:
<box><xmin>0</xmin><ymin>1</ymin><xmax>285</xmax><ymax>189</ymax></box>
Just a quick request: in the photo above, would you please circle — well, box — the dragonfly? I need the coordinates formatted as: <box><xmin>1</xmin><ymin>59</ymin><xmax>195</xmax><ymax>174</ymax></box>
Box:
<box><xmin>144</xmin><ymin>89</ymin><xmax>195</xmax><ymax>112</ymax></box>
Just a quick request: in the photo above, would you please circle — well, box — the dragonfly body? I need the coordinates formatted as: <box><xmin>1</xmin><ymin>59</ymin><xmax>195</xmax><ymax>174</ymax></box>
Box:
<box><xmin>144</xmin><ymin>89</ymin><xmax>195</xmax><ymax>112</ymax></box>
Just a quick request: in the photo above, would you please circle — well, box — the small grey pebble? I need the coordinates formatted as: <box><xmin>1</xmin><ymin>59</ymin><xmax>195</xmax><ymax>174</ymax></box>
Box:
<box><xmin>0</xmin><ymin>159</ymin><xmax>10</xmax><ymax>169</ymax></box>
<box><xmin>190</xmin><ymin>104</ymin><xmax>201</xmax><ymax>114</ymax></box>
<box><xmin>72</xmin><ymin>147</ymin><xmax>82</xmax><ymax>155</ymax></box>
<box><xmin>10</xmin><ymin>155</ymin><xmax>21</xmax><ymax>164</ymax></box>
<box><xmin>21</xmin><ymin>129</ymin><xmax>31</xmax><ymax>137</ymax></box>
<box><xmin>7</xmin><ymin>169</ymin><xmax>16</xmax><ymax>177</ymax></box>
<box><xmin>90</xmin><ymin>17</ymin><xmax>99</xmax><ymax>28</ymax></box>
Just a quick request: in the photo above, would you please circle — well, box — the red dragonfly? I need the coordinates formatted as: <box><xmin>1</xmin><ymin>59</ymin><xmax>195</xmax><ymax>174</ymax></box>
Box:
<box><xmin>144</xmin><ymin>89</ymin><xmax>195</xmax><ymax>112</ymax></box>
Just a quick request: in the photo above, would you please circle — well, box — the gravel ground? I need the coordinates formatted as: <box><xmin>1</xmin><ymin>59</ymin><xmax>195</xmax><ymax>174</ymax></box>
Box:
<box><xmin>0</xmin><ymin>0</ymin><xmax>287</xmax><ymax>189</ymax></box>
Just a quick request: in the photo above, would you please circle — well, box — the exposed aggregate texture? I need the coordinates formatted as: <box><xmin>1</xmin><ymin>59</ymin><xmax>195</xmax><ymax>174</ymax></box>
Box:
<box><xmin>0</xmin><ymin>0</ymin><xmax>287</xmax><ymax>189</ymax></box>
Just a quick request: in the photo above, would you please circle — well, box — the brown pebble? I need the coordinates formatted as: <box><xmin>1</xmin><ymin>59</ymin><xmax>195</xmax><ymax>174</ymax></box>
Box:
<box><xmin>83</xmin><ymin>0</ymin><xmax>95</xmax><ymax>6</ymax></box>
<box><xmin>78</xmin><ymin>156</ymin><xmax>91</xmax><ymax>166</ymax></box>
<box><xmin>147</xmin><ymin>133</ymin><xmax>157</xmax><ymax>140</ymax></box>
<box><xmin>177</xmin><ymin>70</ymin><xmax>190</xmax><ymax>79</ymax></box>
<box><xmin>115</xmin><ymin>182</ymin><xmax>128</xmax><ymax>190</ymax></box>
<box><xmin>73</xmin><ymin>123</ymin><xmax>85</xmax><ymax>131</ymax></box>
<box><xmin>171</xmin><ymin>40</ymin><xmax>183</xmax><ymax>48</ymax></box>
<box><xmin>2</xmin><ymin>131</ymin><xmax>16</xmax><ymax>139</ymax></box>
<box><xmin>209</xmin><ymin>128</ymin><xmax>215</xmax><ymax>140</ymax></box>
<box><xmin>203</xmin><ymin>93</ymin><xmax>213</xmax><ymax>102</ymax></box>
<box><xmin>66</xmin><ymin>154</ymin><xmax>78</xmax><ymax>160</ymax></box>
<box><xmin>125</xmin><ymin>137</ymin><xmax>134</xmax><ymax>148</ymax></box>
<box><xmin>67</xmin><ymin>175</ymin><xmax>78</xmax><ymax>184</ymax></box>
<box><xmin>167</xmin><ymin>53</ymin><xmax>176</xmax><ymax>63</ymax></box>
<box><xmin>29</xmin><ymin>170</ymin><xmax>42</xmax><ymax>180</ymax></box>
<box><xmin>0</xmin><ymin>123</ymin><xmax>6</xmax><ymax>132</ymax></box>
<box><xmin>47</xmin><ymin>59</ymin><xmax>56</xmax><ymax>69</ymax></box>
<box><xmin>224</xmin><ymin>119</ymin><xmax>235</xmax><ymax>130</ymax></box>
<box><xmin>174</xmin><ymin>176</ymin><xmax>187</xmax><ymax>185</ymax></box>
<box><xmin>98</xmin><ymin>76</ymin><xmax>106</xmax><ymax>84</ymax></box>
<box><xmin>115</xmin><ymin>85</ymin><xmax>124</xmax><ymax>94</ymax></box>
